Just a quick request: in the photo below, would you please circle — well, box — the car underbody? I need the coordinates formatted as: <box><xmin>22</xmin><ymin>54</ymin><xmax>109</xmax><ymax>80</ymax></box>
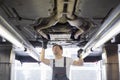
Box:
<box><xmin>0</xmin><ymin>0</ymin><xmax>120</xmax><ymax>62</ymax></box>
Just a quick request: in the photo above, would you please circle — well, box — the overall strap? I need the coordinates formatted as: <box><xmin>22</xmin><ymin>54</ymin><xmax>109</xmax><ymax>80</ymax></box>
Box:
<box><xmin>64</xmin><ymin>57</ymin><xmax>66</xmax><ymax>67</ymax></box>
<box><xmin>53</xmin><ymin>59</ymin><xmax>55</xmax><ymax>68</ymax></box>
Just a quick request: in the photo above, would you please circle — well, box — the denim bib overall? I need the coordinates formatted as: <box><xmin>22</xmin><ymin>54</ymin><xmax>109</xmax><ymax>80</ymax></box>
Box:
<box><xmin>52</xmin><ymin>57</ymin><xmax>69</xmax><ymax>80</ymax></box>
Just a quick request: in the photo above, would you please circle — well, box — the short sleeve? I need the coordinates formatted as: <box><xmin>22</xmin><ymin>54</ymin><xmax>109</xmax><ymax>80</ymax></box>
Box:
<box><xmin>49</xmin><ymin>59</ymin><xmax>53</xmax><ymax>67</ymax></box>
<box><xmin>66</xmin><ymin>57</ymin><xmax>74</xmax><ymax>65</ymax></box>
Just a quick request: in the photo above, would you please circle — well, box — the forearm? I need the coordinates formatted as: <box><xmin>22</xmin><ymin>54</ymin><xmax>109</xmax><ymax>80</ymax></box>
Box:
<box><xmin>40</xmin><ymin>48</ymin><xmax>50</xmax><ymax>65</ymax></box>
<box><xmin>40</xmin><ymin>48</ymin><xmax>45</xmax><ymax>61</ymax></box>
<box><xmin>78</xmin><ymin>58</ymin><xmax>84</xmax><ymax>65</ymax></box>
<box><xmin>73</xmin><ymin>57</ymin><xmax>84</xmax><ymax>66</ymax></box>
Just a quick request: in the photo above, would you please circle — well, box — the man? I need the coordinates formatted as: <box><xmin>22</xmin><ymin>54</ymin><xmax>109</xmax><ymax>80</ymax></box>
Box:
<box><xmin>40</xmin><ymin>44</ymin><xmax>83</xmax><ymax>80</ymax></box>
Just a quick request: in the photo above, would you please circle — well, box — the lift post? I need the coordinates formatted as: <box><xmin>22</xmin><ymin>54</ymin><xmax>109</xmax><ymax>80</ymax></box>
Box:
<box><xmin>0</xmin><ymin>43</ymin><xmax>12</xmax><ymax>80</ymax></box>
<box><xmin>104</xmin><ymin>44</ymin><xmax>119</xmax><ymax>80</ymax></box>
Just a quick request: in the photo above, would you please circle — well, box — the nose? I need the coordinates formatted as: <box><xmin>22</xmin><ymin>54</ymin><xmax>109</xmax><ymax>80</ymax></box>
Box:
<box><xmin>53</xmin><ymin>46</ymin><xmax>60</xmax><ymax>53</ymax></box>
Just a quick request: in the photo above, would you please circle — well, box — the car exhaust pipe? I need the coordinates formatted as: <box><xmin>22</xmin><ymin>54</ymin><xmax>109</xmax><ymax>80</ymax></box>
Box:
<box><xmin>36</xmin><ymin>0</ymin><xmax>86</xmax><ymax>40</ymax></box>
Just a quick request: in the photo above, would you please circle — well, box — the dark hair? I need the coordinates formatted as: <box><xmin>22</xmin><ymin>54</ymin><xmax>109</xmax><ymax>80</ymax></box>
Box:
<box><xmin>52</xmin><ymin>44</ymin><xmax>63</xmax><ymax>50</ymax></box>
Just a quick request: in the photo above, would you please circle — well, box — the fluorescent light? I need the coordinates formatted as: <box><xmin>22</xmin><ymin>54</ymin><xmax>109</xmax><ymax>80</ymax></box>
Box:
<box><xmin>0</xmin><ymin>16</ymin><xmax>39</xmax><ymax>61</ymax></box>
<box><xmin>81</xmin><ymin>19</ymin><xmax>120</xmax><ymax>59</ymax></box>
<box><xmin>0</xmin><ymin>24</ymin><xmax>24</xmax><ymax>48</ymax></box>
<box><xmin>81</xmin><ymin>4</ymin><xmax>120</xmax><ymax>59</ymax></box>
<box><xmin>81</xmin><ymin>49</ymin><xmax>92</xmax><ymax>59</ymax></box>
<box><xmin>92</xmin><ymin>19</ymin><xmax>120</xmax><ymax>50</ymax></box>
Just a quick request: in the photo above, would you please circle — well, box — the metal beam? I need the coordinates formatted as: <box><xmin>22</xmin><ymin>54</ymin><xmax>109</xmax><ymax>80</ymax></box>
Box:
<box><xmin>0</xmin><ymin>16</ymin><xmax>39</xmax><ymax>61</ymax></box>
<box><xmin>81</xmin><ymin>4</ymin><xmax>120</xmax><ymax>59</ymax></box>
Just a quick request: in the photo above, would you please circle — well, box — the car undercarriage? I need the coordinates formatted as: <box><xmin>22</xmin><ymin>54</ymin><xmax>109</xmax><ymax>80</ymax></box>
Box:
<box><xmin>0</xmin><ymin>0</ymin><xmax>120</xmax><ymax>62</ymax></box>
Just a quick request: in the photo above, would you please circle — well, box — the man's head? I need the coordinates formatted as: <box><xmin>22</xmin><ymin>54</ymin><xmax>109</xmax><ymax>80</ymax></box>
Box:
<box><xmin>52</xmin><ymin>44</ymin><xmax>63</xmax><ymax>56</ymax></box>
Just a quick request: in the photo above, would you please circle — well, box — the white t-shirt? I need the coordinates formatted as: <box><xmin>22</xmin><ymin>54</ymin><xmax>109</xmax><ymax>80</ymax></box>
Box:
<box><xmin>49</xmin><ymin>57</ymin><xmax>74</xmax><ymax>78</ymax></box>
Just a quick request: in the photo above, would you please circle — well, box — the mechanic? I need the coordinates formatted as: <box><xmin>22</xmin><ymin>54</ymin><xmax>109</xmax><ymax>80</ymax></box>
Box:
<box><xmin>40</xmin><ymin>41</ymin><xmax>83</xmax><ymax>80</ymax></box>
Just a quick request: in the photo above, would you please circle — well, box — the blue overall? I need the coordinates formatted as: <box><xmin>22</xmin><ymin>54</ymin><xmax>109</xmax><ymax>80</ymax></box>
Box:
<box><xmin>52</xmin><ymin>57</ymin><xmax>69</xmax><ymax>80</ymax></box>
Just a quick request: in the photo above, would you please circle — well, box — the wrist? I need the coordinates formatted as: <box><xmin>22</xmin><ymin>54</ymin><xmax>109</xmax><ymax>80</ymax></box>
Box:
<box><xmin>79</xmin><ymin>55</ymin><xmax>83</xmax><ymax>59</ymax></box>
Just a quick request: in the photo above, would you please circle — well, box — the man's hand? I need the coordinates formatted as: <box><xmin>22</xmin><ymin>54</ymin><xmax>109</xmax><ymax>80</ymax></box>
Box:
<box><xmin>37</xmin><ymin>38</ymin><xmax>49</xmax><ymax>49</ymax></box>
<box><xmin>77</xmin><ymin>49</ymin><xmax>83</xmax><ymax>58</ymax></box>
<box><xmin>42</xmin><ymin>39</ymin><xmax>48</xmax><ymax>49</ymax></box>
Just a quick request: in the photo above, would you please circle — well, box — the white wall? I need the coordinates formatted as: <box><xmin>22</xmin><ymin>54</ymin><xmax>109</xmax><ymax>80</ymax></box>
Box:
<box><xmin>15</xmin><ymin>47</ymin><xmax>102</xmax><ymax>80</ymax></box>
<box><xmin>15</xmin><ymin>61</ymin><xmax>102</xmax><ymax>80</ymax></box>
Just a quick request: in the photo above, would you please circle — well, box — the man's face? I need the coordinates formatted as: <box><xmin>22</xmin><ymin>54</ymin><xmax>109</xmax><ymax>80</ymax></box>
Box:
<box><xmin>52</xmin><ymin>46</ymin><xmax>62</xmax><ymax>56</ymax></box>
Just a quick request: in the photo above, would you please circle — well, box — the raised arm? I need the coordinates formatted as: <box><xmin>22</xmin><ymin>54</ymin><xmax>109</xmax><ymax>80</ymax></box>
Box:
<box><xmin>73</xmin><ymin>49</ymin><xmax>84</xmax><ymax>66</ymax></box>
<box><xmin>39</xmin><ymin>38</ymin><xmax>50</xmax><ymax>65</ymax></box>
<box><xmin>72</xmin><ymin>57</ymin><xmax>84</xmax><ymax>66</ymax></box>
<box><xmin>40</xmin><ymin>48</ymin><xmax>50</xmax><ymax>65</ymax></box>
